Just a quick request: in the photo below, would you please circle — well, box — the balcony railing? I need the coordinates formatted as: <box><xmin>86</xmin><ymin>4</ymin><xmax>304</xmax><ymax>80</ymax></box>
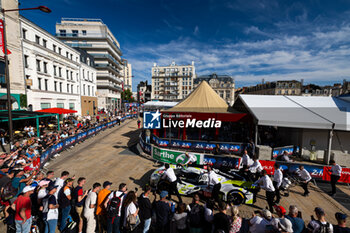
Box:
<box><xmin>90</xmin><ymin>53</ymin><xmax>122</xmax><ymax>68</ymax></box>
<box><xmin>65</xmin><ymin>43</ymin><xmax>92</xmax><ymax>47</ymax></box>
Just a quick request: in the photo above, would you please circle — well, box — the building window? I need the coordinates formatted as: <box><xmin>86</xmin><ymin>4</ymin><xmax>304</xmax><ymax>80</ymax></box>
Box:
<box><xmin>70</xmin><ymin>54</ymin><xmax>73</xmax><ymax>60</ymax></box>
<box><xmin>70</xmin><ymin>71</ymin><xmax>73</xmax><ymax>80</ymax></box>
<box><xmin>43</xmin><ymin>39</ymin><xmax>47</xmax><ymax>48</ymax></box>
<box><xmin>24</xmin><ymin>55</ymin><xmax>29</xmax><ymax>68</ymax></box>
<box><xmin>22</xmin><ymin>29</ymin><xmax>27</xmax><ymax>39</ymax></box>
<box><xmin>92</xmin><ymin>86</ymin><xmax>94</xmax><ymax>96</ymax></box>
<box><xmin>67</xmin><ymin>84</ymin><xmax>69</xmax><ymax>93</ymax></box>
<box><xmin>72</xmin><ymin>30</ymin><xmax>78</xmax><ymax>37</ymax></box>
<box><xmin>43</xmin><ymin>62</ymin><xmax>48</xmax><ymax>73</ymax></box>
<box><xmin>38</xmin><ymin>78</ymin><xmax>42</xmax><ymax>90</ymax></box>
<box><xmin>57</xmin><ymin>103</ymin><xmax>64</xmax><ymax>108</ymax></box>
<box><xmin>59</xmin><ymin>67</ymin><xmax>62</xmax><ymax>77</ymax></box>
<box><xmin>53</xmin><ymin>44</ymin><xmax>56</xmax><ymax>52</ymax></box>
<box><xmin>69</xmin><ymin>103</ymin><xmax>75</xmax><ymax>110</ymax></box>
<box><xmin>40</xmin><ymin>103</ymin><xmax>51</xmax><ymax>109</ymax></box>
<box><xmin>36</xmin><ymin>60</ymin><xmax>41</xmax><ymax>71</ymax></box>
<box><xmin>53</xmin><ymin>65</ymin><xmax>57</xmax><ymax>76</ymax></box>
<box><xmin>44</xmin><ymin>79</ymin><xmax>48</xmax><ymax>91</ymax></box>
<box><xmin>83</xmin><ymin>84</ymin><xmax>86</xmax><ymax>95</ymax></box>
<box><xmin>66</xmin><ymin>52</ymin><xmax>69</xmax><ymax>58</ymax></box>
<box><xmin>35</xmin><ymin>35</ymin><xmax>40</xmax><ymax>44</ymax></box>
<box><xmin>82</xmin><ymin>30</ymin><xmax>86</xmax><ymax>35</ymax></box>
<box><xmin>54</xmin><ymin>81</ymin><xmax>57</xmax><ymax>91</ymax></box>
<box><xmin>59</xmin><ymin>82</ymin><xmax>62</xmax><ymax>92</ymax></box>
<box><xmin>58</xmin><ymin>47</ymin><xmax>62</xmax><ymax>55</ymax></box>
<box><xmin>59</xmin><ymin>30</ymin><xmax>66</xmax><ymax>36</ymax></box>
<box><xmin>88</xmin><ymin>86</ymin><xmax>90</xmax><ymax>96</ymax></box>
<box><xmin>71</xmin><ymin>85</ymin><xmax>73</xmax><ymax>93</ymax></box>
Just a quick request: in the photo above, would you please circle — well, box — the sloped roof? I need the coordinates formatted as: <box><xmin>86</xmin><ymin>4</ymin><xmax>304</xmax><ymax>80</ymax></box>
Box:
<box><xmin>164</xmin><ymin>81</ymin><xmax>229</xmax><ymax>113</ymax></box>
<box><xmin>238</xmin><ymin>94</ymin><xmax>350</xmax><ymax>131</ymax></box>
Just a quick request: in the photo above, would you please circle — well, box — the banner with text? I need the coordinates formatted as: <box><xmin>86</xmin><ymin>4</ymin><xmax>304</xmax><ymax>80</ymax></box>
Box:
<box><xmin>152</xmin><ymin>146</ymin><xmax>204</xmax><ymax>165</ymax></box>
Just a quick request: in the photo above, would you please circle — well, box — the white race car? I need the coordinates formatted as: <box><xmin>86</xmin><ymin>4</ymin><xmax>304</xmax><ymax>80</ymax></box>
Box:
<box><xmin>150</xmin><ymin>165</ymin><xmax>257</xmax><ymax>205</ymax></box>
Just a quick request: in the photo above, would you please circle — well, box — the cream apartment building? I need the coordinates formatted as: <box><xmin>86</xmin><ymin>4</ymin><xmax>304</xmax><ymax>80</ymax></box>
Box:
<box><xmin>151</xmin><ymin>61</ymin><xmax>195</xmax><ymax>101</ymax></box>
<box><xmin>56</xmin><ymin>18</ymin><xmax>123</xmax><ymax>111</ymax></box>
<box><xmin>122</xmin><ymin>61</ymin><xmax>132</xmax><ymax>91</ymax></box>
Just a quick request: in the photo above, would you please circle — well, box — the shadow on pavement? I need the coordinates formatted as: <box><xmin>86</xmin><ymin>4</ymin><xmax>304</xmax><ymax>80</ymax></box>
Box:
<box><xmin>129</xmin><ymin>169</ymin><xmax>155</xmax><ymax>187</ymax></box>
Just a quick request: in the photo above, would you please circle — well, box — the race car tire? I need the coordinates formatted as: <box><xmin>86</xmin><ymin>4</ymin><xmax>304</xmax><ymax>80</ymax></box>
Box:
<box><xmin>157</xmin><ymin>179</ymin><xmax>171</xmax><ymax>194</ymax></box>
<box><xmin>227</xmin><ymin>190</ymin><xmax>245</xmax><ymax>206</ymax></box>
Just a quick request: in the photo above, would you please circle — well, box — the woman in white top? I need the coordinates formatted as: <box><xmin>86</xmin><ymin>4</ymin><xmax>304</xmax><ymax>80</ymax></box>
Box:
<box><xmin>123</xmin><ymin>191</ymin><xmax>139</xmax><ymax>232</ymax></box>
<box><xmin>172</xmin><ymin>203</ymin><xmax>188</xmax><ymax>233</ymax></box>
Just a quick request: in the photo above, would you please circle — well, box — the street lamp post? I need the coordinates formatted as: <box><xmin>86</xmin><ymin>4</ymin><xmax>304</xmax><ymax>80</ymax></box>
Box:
<box><xmin>1</xmin><ymin>6</ymin><xmax>51</xmax><ymax>144</ymax></box>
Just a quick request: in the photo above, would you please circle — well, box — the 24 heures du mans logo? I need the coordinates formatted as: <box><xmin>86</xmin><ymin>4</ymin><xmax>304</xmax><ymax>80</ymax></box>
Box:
<box><xmin>143</xmin><ymin>110</ymin><xmax>222</xmax><ymax>129</ymax></box>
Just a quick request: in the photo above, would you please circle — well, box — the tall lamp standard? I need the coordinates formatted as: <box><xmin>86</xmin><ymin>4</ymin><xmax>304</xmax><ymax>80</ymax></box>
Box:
<box><xmin>2</xmin><ymin>5</ymin><xmax>51</xmax><ymax>144</ymax></box>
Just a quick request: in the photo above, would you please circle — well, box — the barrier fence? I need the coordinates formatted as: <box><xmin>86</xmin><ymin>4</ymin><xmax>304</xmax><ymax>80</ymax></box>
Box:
<box><xmin>140</xmin><ymin>135</ymin><xmax>350</xmax><ymax>184</ymax></box>
<box><xmin>40</xmin><ymin>114</ymin><xmax>136</xmax><ymax>168</ymax></box>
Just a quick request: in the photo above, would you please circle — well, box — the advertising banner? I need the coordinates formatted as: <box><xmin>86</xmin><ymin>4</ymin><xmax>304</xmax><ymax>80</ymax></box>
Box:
<box><xmin>272</xmin><ymin>146</ymin><xmax>294</xmax><ymax>158</ymax></box>
<box><xmin>260</xmin><ymin>160</ymin><xmax>275</xmax><ymax>175</ymax></box>
<box><xmin>152</xmin><ymin>146</ymin><xmax>204</xmax><ymax>165</ymax></box>
<box><xmin>219</xmin><ymin>143</ymin><xmax>242</xmax><ymax>154</ymax></box>
<box><xmin>192</xmin><ymin>142</ymin><xmax>216</xmax><ymax>151</ymax></box>
<box><xmin>170</xmin><ymin>140</ymin><xmax>192</xmax><ymax>149</ymax></box>
<box><xmin>203</xmin><ymin>155</ymin><xmax>240</xmax><ymax>169</ymax></box>
<box><xmin>323</xmin><ymin>166</ymin><xmax>350</xmax><ymax>183</ymax></box>
<box><xmin>0</xmin><ymin>19</ymin><xmax>11</xmax><ymax>55</ymax></box>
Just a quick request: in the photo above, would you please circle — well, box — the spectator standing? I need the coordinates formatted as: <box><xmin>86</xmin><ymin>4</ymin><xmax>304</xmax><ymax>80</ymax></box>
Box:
<box><xmin>84</xmin><ymin>183</ymin><xmax>101</xmax><ymax>233</ymax></box>
<box><xmin>138</xmin><ymin>185</ymin><xmax>152</xmax><ymax>233</ymax></box>
<box><xmin>213</xmin><ymin>202</ymin><xmax>231</xmax><ymax>233</ymax></box>
<box><xmin>54</xmin><ymin>171</ymin><xmax>70</xmax><ymax>198</ymax></box>
<box><xmin>13</xmin><ymin>186</ymin><xmax>35</xmax><ymax>233</ymax></box>
<box><xmin>123</xmin><ymin>191</ymin><xmax>140</xmax><ymax>232</ymax></box>
<box><xmin>73</xmin><ymin>177</ymin><xmax>88</xmax><ymax>233</ymax></box>
<box><xmin>273</xmin><ymin>164</ymin><xmax>283</xmax><ymax>204</ymax></box>
<box><xmin>207</xmin><ymin>166</ymin><xmax>220</xmax><ymax>203</ymax></box>
<box><xmin>188</xmin><ymin>194</ymin><xmax>204</xmax><ymax>233</ymax></box>
<box><xmin>230</xmin><ymin>205</ymin><xmax>242</xmax><ymax>233</ymax></box>
<box><xmin>285</xmin><ymin>205</ymin><xmax>305</xmax><ymax>233</ymax></box>
<box><xmin>162</xmin><ymin>163</ymin><xmax>182</xmax><ymax>203</ymax></box>
<box><xmin>329</xmin><ymin>160</ymin><xmax>342</xmax><ymax>197</ymax></box>
<box><xmin>42</xmin><ymin>171</ymin><xmax>55</xmax><ymax>187</ymax></box>
<box><xmin>203</xmin><ymin>200</ymin><xmax>215</xmax><ymax>233</ymax></box>
<box><xmin>153</xmin><ymin>190</ymin><xmax>171</xmax><ymax>233</ymax></box>
<box><xmin>137</xmin><ymin>119</ymin><xmax>141</xmax><ymax>129</ymax></box>
<box><xmin>249</xmin><ymin>209</ymin><xmax>272</xmax><ymax>233</ymax></box>
<box><xmin>307</xmin><ymin>207</ymin><xmax>333</xmax><ymax>233</ymax></box>
<box><xmin>58</xmin><ymin>178</ymin><xmax>74</xmax><ymax>232</ymax></box>
<box><xmin>96</xmin><ymin>181</ymin><xmax>112</xmax><ymax>233</ymax></box>
<box><xmin>172</xmin><ymin>202</ymin><xmax>188</xmax><ymax>233</ymax></box>
<box><xmin>334</xmin><ymin>212</ymin><xmax>350</xmax><ymax>233</ymax></box>
<box><xmin>42</xmin><ymin>185</ymin><xmax>59</xmax><ymax>233</ymax></box>
<box><xmin>104</xmin><ymin>183</ymin><xmax>128</xmax><ymax>233</ymax></box>
<box><xmin>299</xmin><ymin>165</ymin><xmax>312</xmax><ymax>196</ymax></box>
<box><xmin>254</xmin><ymin>170</ymin><xmax>275</xmax><ymax>213</ymax></box>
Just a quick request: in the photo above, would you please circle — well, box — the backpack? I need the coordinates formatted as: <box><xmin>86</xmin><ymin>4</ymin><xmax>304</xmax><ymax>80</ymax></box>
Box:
<box><xmin>316</xmin><ymin>220</ymin><xmax>331</xmax><ymax>233</ymax></box>
<box><xmin>1</xmin><ymin>182</ymin><xmax>18</xmax><ymax>201</ymax></box>
<box><xmin>188</xmin><ymin>203</ymin><xmax>204</xmax><ymax>227</ymax></box>
<box><xmin>106</xmin><ymin>191</ymin><xmax>124</xmax><ymax>217</ymax></box>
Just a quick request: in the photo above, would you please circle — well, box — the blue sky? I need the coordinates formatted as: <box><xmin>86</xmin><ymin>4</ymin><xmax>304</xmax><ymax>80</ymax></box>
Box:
<box><xmin>19</xmin><ymin>0</ymin><xmax>350</xmax><ymax>90</ymax></box>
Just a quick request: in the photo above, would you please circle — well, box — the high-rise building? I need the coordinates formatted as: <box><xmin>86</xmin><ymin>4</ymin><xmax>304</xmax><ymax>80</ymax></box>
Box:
<box><xmin>137</xmin><ymin>81</ymin><xmax>151</xmax><ymax>103</ymax></box>
<box><xmin>0</xmin><ymin>0</ymin><xmax>25</xmax><ymax>110</ymax></box>
<box><xmin>21</xmin><ymin>16</ymin><xmax>83</xmax><ymax>114</ymax></box>
<box><xmin>194</xmin><ymin>73</ymin><xmax>235</xmax><ymax>105</ymax></box>
<box><xmin>151</xmin><ymin>61</ymin><xmax>195</xmax><ymax>101</ymax></box>
<box><xmin>56</xmin><ymin>18</ymin><xmax>123</xmax><ymax>111</ymax></box>
<box><xmin>122</xmin><ymin>59</ymin><xmax>132</xmax><ymax>91</ymax></box>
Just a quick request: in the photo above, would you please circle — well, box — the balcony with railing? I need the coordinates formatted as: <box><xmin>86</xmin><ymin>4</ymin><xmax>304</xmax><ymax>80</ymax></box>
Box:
<box><xmin>97</xmin><ymin>81</ymin><xmax>123</xmax><ymax>92</ymax></box>
<box><xmin>90</xmin><ymin>53</ymin><xmax>122</xmax><ymax>68</ymax></box>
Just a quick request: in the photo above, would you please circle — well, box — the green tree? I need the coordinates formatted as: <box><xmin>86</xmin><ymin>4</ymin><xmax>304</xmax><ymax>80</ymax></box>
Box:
<box><xmin>20</xmin><ymin>94</ymin><xmax>27</xmax><ymax>108</ymax></box>
<box><xmin>121</xmin><ymin>89</ymin><xmax>134</xmax><ymax>102</ymax></box>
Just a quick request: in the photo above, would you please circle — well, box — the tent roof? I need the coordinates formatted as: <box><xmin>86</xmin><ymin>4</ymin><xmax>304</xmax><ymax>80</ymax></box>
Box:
<box><xmin>0</xmin><ymin>110</ymin><xmax>56</xmax><ymax>122</ymax></box>
<box><xmin>238</xmin><ymin>94</ymin><xmax>350</xmax><ymax>131</ymax></box>
<box><xmin>36</xmin><ymin>108</ymin><xmax>77</xmax><ymax>114</ymax></box>
<box><xmin>164</xmin><ymin>81</ymin><xmax>229</xmax><ymax>113</ymax></box>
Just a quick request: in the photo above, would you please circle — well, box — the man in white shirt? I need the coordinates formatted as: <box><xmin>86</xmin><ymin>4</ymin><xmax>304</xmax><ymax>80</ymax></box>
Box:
<box><xmin>249</xmin><ymin>156</ymin><xmax>263</xmax><ymax>181</ymax></box>
<box><xmin>329</xmin><ymin>159</ymin><xmax>342</xmax><ymax>196</ymax></box>
<box><xmin>254</xmin><ymin>170</ymin><xmax>275</xmax><ymax>212</ymax></box>
<box><xmin>307</xmin><ymin>207</ymin><xmax>333</xmax><ymax>233</ymax></box>
<box><xmin>162</xmin><ymin>163</ymin><xmax>182</xmax><ymax>203</ymax></box>
<box><xmin>84</xmin><ymin>183</ymin><xmax>101</xmax><ymax>233</ymax></box>
<box><xmin>54</xmin><ymin>171</ymin><xmax>70</xmax><ymax>198</ymax></box>
<box><xmin>273</xmin><ymin>163</ymin><xmax>283</xmax><ymax>204</ymax></box>
<box><xmin>207</xmin><ymin>166</ymin><xmax>221</xmax><ymax>203</ymax></box>
<box><xmin>241</xmin><ymin>150</ymin><xmax>253</xmax><ymax>169</ymax></box>
<box><xmin>299</xmin><ymin>165</ymin><xmax>312</xmax><ymax>196</ymax></box>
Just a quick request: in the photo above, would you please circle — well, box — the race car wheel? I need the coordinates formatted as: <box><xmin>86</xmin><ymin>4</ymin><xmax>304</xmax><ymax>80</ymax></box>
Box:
<box><xmin>157</xmin><ymin>179</ymin><xmax>171</xmax><ymax>194</ymax></box>
<box><xmin>227</xmin><ymin>191</ymin><xmax>245</xmax><ymax>206</ymax></box>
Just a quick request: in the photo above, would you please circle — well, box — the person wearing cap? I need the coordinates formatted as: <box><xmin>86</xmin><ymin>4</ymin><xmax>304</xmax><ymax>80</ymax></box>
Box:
<box><xmin>273</xmin><ymin>163</ymin><xmax>283</xmax><ymax>204</ymax></box>
<box><xmin>278</xmin><ymin>218</ymin><xmax>294</xmax><ymax>233</ymax></box>
<box><xmin>254</xmin><ymin>170</ymin><xmax>276</xmax><ymax>213</ymax></box>
<box><xmin>58</xmin><ymin>178</ymin><xmax>74</xmax><ymax>232</ymax></box>
<box><xmin>299</xmin><ymin>165</ymin><xmax>312</xmax><ymax>197</ymax></box>
<box><xmin>307</xmin><ymin>207</ymin><xmax>333</xmax><ymax>233</ymax></box>
<box><xmin>249</xmin><ymin>209</ymin><xmax>272</xmax><ymax>233</ymax></box>
<box><xmin>329</xmin><ymin>159</ymin><xmax>342</xmax><ymax>197</ymax></box>
<box><xmin>42</xmin><ymin>185</ymin><xmax>59</xmax><ymax>233</ymax></box>
<box><xmin>96</xmin><ymin>181</ymin><xmax>112</xmax><ymax>233</ymax></box>
<box><xmin>12</xmin><ymin>185</ymin><xmax>35</xmax><ymax>233</ymax></box>
<box><xmin>154</xmin><ymin>190</ymin><xmax>171</xmax><ymax>233</ymax></box>
<box><xmin>334</xmin><ymin>212</ymin><xmax>350</xmax><ymax>233</ymax></box>
<box><xmin>84</xmin><ymin>183</ymin><xmax>101</xmax><ymax>233</ymax></box>
<box><xmin>37</xmin><ymin>180</ymin><xmax>50</xmax><ymax>200</ymax></box>
<box><xmin>285</xmin><ymin>205</ymin><xmax>305</xmax><ymax>233</ymax></box>
<box><xmin>268</xmin><ymin>205</ymin><xmax>293</xmax><ymax>232</ymax></box>
<box><xmin>162</xmin><ymin>163</ymin><xmax>182</xmax><ymax>203</ymax></box>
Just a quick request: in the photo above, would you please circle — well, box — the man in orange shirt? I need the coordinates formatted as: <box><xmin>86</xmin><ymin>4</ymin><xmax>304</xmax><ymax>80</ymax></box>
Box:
<box><xmin>96</xmin><ymin>181</ymin><xmax>112</xmax><ymax>233</ymax></box>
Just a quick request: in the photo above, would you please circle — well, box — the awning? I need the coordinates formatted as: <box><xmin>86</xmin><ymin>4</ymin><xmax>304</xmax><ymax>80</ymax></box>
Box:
<box><xmin>36</xmin><ymin>108</ymin><xmax>77</xmax><ymax>114</ymax></box>
<box><xmin>237</xmin><ymin>95</ymin><xmax>350</xmax><ymax>131</ymax></box>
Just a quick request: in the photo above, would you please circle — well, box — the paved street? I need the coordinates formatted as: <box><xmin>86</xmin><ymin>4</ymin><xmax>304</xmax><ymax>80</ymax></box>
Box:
<box><xmin>39</xmin><ymin>118</ymin><xmax>350</xmax><ymax>226</ymax></box>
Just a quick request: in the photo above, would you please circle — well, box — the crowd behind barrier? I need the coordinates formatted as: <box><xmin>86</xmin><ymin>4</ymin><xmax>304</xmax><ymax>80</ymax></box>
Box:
<box><xmin>40</xmin><ymin>114</ymin><xmax>137</xmax><ymax>168</ymax></box>
<box><xmin>140</xmin><ymin>135</ymin><xmax>350</xmax><ymax>184</ymax></box>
